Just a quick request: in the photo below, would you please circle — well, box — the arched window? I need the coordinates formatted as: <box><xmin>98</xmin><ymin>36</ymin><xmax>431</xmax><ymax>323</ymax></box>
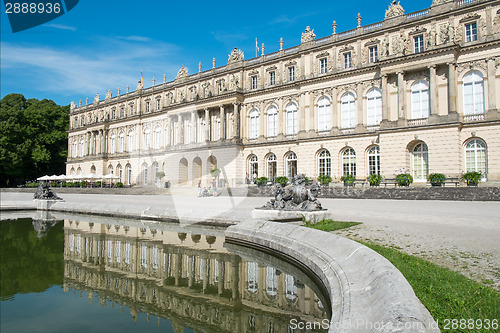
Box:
<box><xmin>128</xmin><ymin>130</ymin><xmax>134</xmax><ymax>152</ymax></box>
<box><xmin>110</xmin><ymin>133</ymin><xmax>116</xmax><ymax>154</ymax></box>
<box><xmin>367</xmin><ymin>88</ymin><xmax>382</xmax><ymax>126</ymax></box>
<box><xmin>247</xmin><ymin>262</ymin><xmax>258</xmax><ymax>293</ymax></box>
<box><xmin>79</xmin><ymin>138</ymin><xmax>84</xmax><ymax>157</ymax></box>
<box><xmin>285</xmin><ymin>274</ymin><xmax>297</xmax><ymax>301</ymax></box>
<box><xmin>286</xmin><ymin>103</ymin><xmax>298</xmax><ymax>135</ymax></box>
<box><xmin>367</xmin><ymin>146</ymin><xmax>381</xmax><ymax>175</ymax></box>
<box><xmin>153</xmin><ymin>162</ymin><xmax>159</xmax><ymax>183</ymax></box>
<box><xmin>266</xmin><ymin>267</ymin><xmax>277</xmax><ymax>297</ymax></box>
<box><xmin>318</xmin><ymin>97</ymin><xmax>331</xmax><ymax>132</ymax></box>
<box><xmin>341</xmin><ymin>93</ymin><xmax>356</xmax><ymax>129</ymax></box>
<box><xmin>117</xmin><ymin>165</ymin><xmax>123</xmax><ymax>183</ymax></box>
<box><xmin>267</xmin><ymin>106</ymin><xmax>277</xmax><ymax>137</ymax></box>
<box><xmin>126</xmin><ymin>164</ymin><xmax>132</xmax><ymax>185</ymax></box>
<box><xmin>266</xmin><ymin>154</ymin><xmax>277</xmax><ymax>181</ymax></box>
<box><xmin>144</xmin><ymin>128</ymin><xmax>151</xmax><ymax>150</ymax></box>
<box><xmin>318</xmin><ymin>149</ymin><xmax>331</xmax><ymax>177</ymax></box>
<box><xmin>249</xmin><ymin>109</ymin><xmax>259</xmax><ymax>139</ymax></box>
<box><xmin>342</xmin><ymin>148</ymin><xmax>356</xmax><ymax>176</ymax></box>
<box><xmin>286</xmin><ymin>152</ymin><xmax>297</xmax><ymax>178</ymax></box>
<box><xmin>411</xmin><ymin>81</ymin><xmax>429</xmax><ymax>119</ymax></box>
<box><xmin>463</xmin><ymin>71</ymin><xmax>485</xmax><ymax>115</ymax></box>
<box><xmin>248</xmin><ymin>155</ymin><xmax>258</xmax><ymax>182</ymax></box>
<box><xmin>119</xmin><ymin>132</ymin><xmax>124</xmax><ymax>153</ymax></box>
<box><xmin>412</xmin><ymin>143</ymin><xmax>428</xmax><ymax>181</ymax></box>
<box><xmin>73</xmin><ymin>140</ymin><xmax>77</xmax><ymax>158</ymax></box>
<box><xmin>465</xmin><ymin>139</ymin><xmax>487</xmax><ymax>175</ymax></box>
<box><xmin>154</xmin><ymin>126</ymin><xmax>161</xmax><ymax>149</ymax></box>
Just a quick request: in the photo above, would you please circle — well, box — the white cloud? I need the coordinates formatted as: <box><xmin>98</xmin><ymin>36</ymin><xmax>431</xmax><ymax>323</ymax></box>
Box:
<box><xmin>116</xmin><ymin>35</ymin><xmax>152</xmax><ymax>42</ymax></box>
<box><xmin>44</xmin><ymin>23</ymin><xmax>77</xmax><ymax>31</ymax></box>
<box><xmin>0</xmin><ymin>39</ymin><xmax>181</xmax><ymax>101</ymax></box>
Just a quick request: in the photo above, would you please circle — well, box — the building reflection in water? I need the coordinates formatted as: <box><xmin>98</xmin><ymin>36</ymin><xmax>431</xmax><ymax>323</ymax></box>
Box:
<box><xmin>63</xmin><ymin>219</ymin><xmax>330</xmax><ymax>332</ymax></box>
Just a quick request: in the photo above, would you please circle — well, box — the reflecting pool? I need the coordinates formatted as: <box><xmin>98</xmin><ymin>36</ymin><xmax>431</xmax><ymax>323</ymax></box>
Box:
<box><xmin>1</xmin><ymin>215</ymin><xmax>329</xmax><ymax>332</ymax></box>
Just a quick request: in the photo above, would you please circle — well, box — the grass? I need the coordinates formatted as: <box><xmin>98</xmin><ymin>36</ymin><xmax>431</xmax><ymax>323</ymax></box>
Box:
<box><xmin>304</xmin><ymin>221</ymin><xmax>500</xmax><ymax>333</ymax></box>
<box><xmin>303</xmin><ymin>219</ymin><xmax>362</xmax><ymax>231</ymax></box>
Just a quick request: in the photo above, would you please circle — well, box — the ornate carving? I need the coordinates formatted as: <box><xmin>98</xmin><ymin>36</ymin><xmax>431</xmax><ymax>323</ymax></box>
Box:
<box><xmin>459</xmin><ymin>13</ymin><xmax>481</xmax><ymax>23</ymax></box>
<box><xmin>385</xmin><ymin>1</ymin><xmax>404</xmax><ymax>19</ymax></box>
<box><xmin>34</xmin><ymin>181</ymin><xmax>62</xmax><ymax>200</ymax></box>
<box><xmin>176</xmin><ymin>65</ymin><xmax>188</xmax><ymax>79</ymax></box>
<box><xmin>439</xmin><ymin>23</ymin><xmax>451</xmax><ymax>44</ymax></box>
<box><xmin>316</xmin><ymin>51</ymin><xmax>329</xmax><ymax>59</ymax></box>
<box><xmin>227</xmin><ymin>47</ymin><xmax>244</xmax><ymax>64</ymax></box>
<box><xmin>70</xmin><ymin>101</ymin><xmax>76</xmax><ymax>109</ymax></box>
<box><xmin>391</xmin><ymin>34</ymin><xmax>404</xmax><ymax>54</ymax></box>
<box><xmin>266</xmin><ymin>65</ymin><xmax>278</xmax><ymax>71</ymax></box>
<box><xmin>301</xmin><ymin>26</ymin><xmax>316</xmax><ymax>43</ymax></box>
<box><xmin>431</xmin><ymin>0</ymin><xmax>451</xmax><ymax>5</ymax></box>
<box><xmin>494</xmin><ymin>11</ymin><xmax>500</xmax><ymax>34</ymax></box>
<box><xmin>381</xmin><ymin>36</ymin><xmax>390</xmax><ymax>57</ymax></box>
<box><xmin>429</xmin><ymin>26</ymin><xmax>436</xmax><ymax>47</ymax></box>
<box><xmin>285</xmin><ymin>60</ymin><xmax>297</xmax><ymax>67</ymax></box>
<box><xmin>105</xmin><ymin>89</ymin><xmax>112</xmax><ymax>99</ymax></box>
<box><xmin>248</xmin><ymin>69</ymin><xmax>259</xmax><ymax>76</ymax></box>
<box><xmin>165</xmin><ymin>91</ymin><xmax>174</xmax><ymax>104</ymax></box>
<box><xmin>93</xmin><ymin>93</ymin><xmax>100</xmax><ymax>104</ymax></box>
<box><xmin>202</xmin><ymin>82</ymin><xmax>212</xmax><ymax>97</ymax></box>
<box><xmin>365</xmin><ymin>38</ymin><xmax>380</xmax><ymax>47</ymax></box>
<box><xmin>229</xmin><ymin>74</ymin><xmax>240</xmax><ymax>90</ymax></box>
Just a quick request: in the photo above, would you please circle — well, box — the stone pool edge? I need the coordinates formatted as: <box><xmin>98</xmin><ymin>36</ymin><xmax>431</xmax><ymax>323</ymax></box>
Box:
<box><xmin>225</xmin><ymin>220</ymin><xmax>440</xmax><ymax>333</ymax></box>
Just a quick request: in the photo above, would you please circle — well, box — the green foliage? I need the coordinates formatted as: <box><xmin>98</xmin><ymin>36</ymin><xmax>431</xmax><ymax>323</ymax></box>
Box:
<box><xmin>305</xmin><ymin>219</ymin><xmax>362</xmax><ymax>231</ymax></box>
<box><xmin>95</xmin><ymin>181</ymin><xmax>102</xmax><ymax>187</ymax></box>
<box><xmin>0</xmin><ymin>93</ymin><xmax>69</xmax><ymax>187</ymax></box>
<box><xmin>428</xmin><ymin>173</ymin><xmax>446</xmax><ymax>185</ymax></box>
<box><xmin>256</xmin><ymin>177</ymin><xmax>268</xmax><ymax>185</ymax></box>
<box><xmin>367</xmin><ymin>174</ymin><xmax>382</xmax><ymax>186</ymax></box>
<box><xmin>317</xmin><ymin>174</ymin><xmax>332</xmax><ymax>185</ymax></box>
<box><xmin>360</xmin><ymin>241</ymin><xmax>500</xmax><ymax>333</ymax></box>
<box><xmin>115</xmin><ymin>182</ymin><xmax>124</xmax><ymax>187</ymax></box>
<box><xmin>395</xmin><ymin>173</ymin><xmax>413</xmax><ymax>186</ymax></box>
<box><xmin>274</xmin><ymin>176</ymin><xmax>289</xmax><ymax>186</ymax></box>
<box><xmin>156</xmin><ymin>171</ymin><xmax>165</xmax><ymax>179</ymax></box>
<box><xmin>341</xmin><ymin>174</ymin><xmax>355</xmax><ymax>185</ymax></box>
<box><xmin>25</xmin><ymin>182</ymin><xmax>39</xmax><ymax>188</ymax></box>
<box><xmin>461</xmin><ymin>171</ymin><xmax>482</xmax><ymax>185</ymax></box>
<box><xmin>0</xmin><ymin>218</ymin><xmax>64</xmax><ymax>300</ymax></box>
<box><xmin>210</xmin><ymin>168</ymin><xmax>221</xmax><ymax>177</ymax></box>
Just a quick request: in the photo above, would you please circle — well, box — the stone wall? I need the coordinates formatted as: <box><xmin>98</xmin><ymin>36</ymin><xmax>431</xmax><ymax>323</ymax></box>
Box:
<box><xmin>231</xmin><ymin>185</ymin><xmax>500</xmax><ymax>201</ymax></box>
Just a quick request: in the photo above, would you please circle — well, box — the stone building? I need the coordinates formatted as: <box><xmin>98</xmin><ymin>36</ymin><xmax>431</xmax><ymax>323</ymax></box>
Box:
<box><xmin>67</xmin><ymin>0</ymin><xmax>500</xmax><ymax>187</ymax></box>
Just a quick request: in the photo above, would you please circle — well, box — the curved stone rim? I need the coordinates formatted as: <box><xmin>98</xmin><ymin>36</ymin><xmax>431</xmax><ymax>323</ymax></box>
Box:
<box><xmin>224</xmin><ymin>220</ymin><xmax>440</xmax><ymax>333</ymax></box>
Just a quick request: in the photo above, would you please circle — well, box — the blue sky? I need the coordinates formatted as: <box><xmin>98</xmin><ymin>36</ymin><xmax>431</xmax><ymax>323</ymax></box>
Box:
<box><xmin>1</xmin><ymin>0</ymin><xmax>431</xmax><ymax>106</ymax></box>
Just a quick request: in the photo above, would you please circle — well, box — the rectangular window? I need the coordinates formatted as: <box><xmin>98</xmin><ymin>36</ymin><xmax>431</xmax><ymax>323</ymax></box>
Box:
<box><xmin>112</xmin><ymin>109</ymin><xmax>116</xmax><ymax>119</ymax></box>
<box><xmin>120</xmin><ymin>108</ymin><xmax>124</xmax><ymax>117</ymax></box>
<box><xmin>369</xmin><ymin>46</ymin><xmax>378</xmax><ymax>63</ymax></box>
<box><xmin>343</xmin><ymin>52</ymin><xmax>352</xmax><ymax>69</ymax></box>
<box><xmin>269</xmin><ymin>71</ymin><xmax>276</xmax><ymax>85</ymax></box>
<box><xmin>156</xmin><ymin>99</ymin><xmax>161</xmax><ymax>110</ymax></box>
<box><xmin>130</xmin><ymin>105</ymin><xmax>134</xmax><ymax>115</ymax></box>
<box><xmin>320</xmin><ymin>58</ymin><xmax>328</xmax><ymax>74</ymax></box>
<box><xmin>465</xmin><ymin>22</ymin><xmax>477</xmax><ymax>42</ymax></box>
<box><xmin>146</xmin><ymin>102</ymin><xmax>150</xmax><ymax>113</ymax></box>
<box><xmin>414</xmin><ymin>35</ymin><xmax>424</xmax><ymax>53</ymax></box>
<box><xmin>251</xmin><ymin>76</ymin><xmax>258</xmax><ymax>89</ymax></box>
<box><xmin>288</xmin><ymin>67</ymin><xmax>295</xmax><ymax>81</ymax></box>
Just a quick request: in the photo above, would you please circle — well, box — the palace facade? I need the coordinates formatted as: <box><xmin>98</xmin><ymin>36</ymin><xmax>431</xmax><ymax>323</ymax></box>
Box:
<box><xmin>67</xmin><ymin>0</ymin><xmax>500</xmax><ymax>187</ymax></box>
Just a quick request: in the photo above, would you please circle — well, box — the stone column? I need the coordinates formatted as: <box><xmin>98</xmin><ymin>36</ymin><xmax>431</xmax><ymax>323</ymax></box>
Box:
<box><xmin>397</xmin><ymin>71</ymin><xmax>406</xmax><ymax>120</ymax></box>
<box><xmin>231</xmin><ymin>257</ymin><xmax>240</xmax><ymax>301</ymax></box>
<box><xmin>233</xmin><ymin>103</ymin><xmax>240</xmax><ymax>140</ymax></box>
<box><xmin>381</xmin><ymin>74</ymin><xmax>388</xmax><ymax>121</ymax></box>
<box><xmin>298</xmin><ymin>93</ymin><xmax>306</xmax><ymax>137</ymax></box>
<box><xmin>487</xmin><ymin>58</ymin><xmax>497</xmax><ymax>111</ymax></box>
<box><xmin>191</xmin><ymin>111</ymin><xmax>196</xmax><ymax>144</ymax></box>
<box><xmin>429</xmin><ymin>65</ymin><xmax>438</xmax><ymax>115</ymax></box>
<box><xmin>219</xmin><ymin>105</ymin><xmax>225</xmax><ymax>140</ymax></box>
<box><xmin>177</xmin><ymin>114</ymin><xmax>183</xmax><ymax>145</ymax></box>
<box><xmin>330</xmin><ymin>88</ymin><xmax>338</xmax><ymax>134</ymax></box>
<box><xmin>447</xmin><ymin>63</ymin><xmax>457</xmax><ymax>114</ymax></box>
<box><xmin>86</xmin><ymin>132</ymin><xmax>91</xmax><ymax>156</ymax></box>
<box><xmin>277</xmin><ymin>99</ymin><xmax>284</xmax><ymax>139</ymax></box>
<box><xmin>218</xmin><ymin>259</ymin><xmax>224</xmax><ymax>296</ymax></box>
<box><xmin>259</xmin><ymin>102</ymin><xmax>265</xmax><ymax>140</ymax></box>
<box><xmin>104</xmin><ymin>130</ymin><xmax>108</xmax><ymax>154</ymax></box>
<box><xmin>204</xmin><ymin>109</ymin><xmax>210</xmax><ymax>142</ymax></box>
<box><xmin>355</xmin><ymin>83</ymin><xmax>365</xmax><ymax>132</ymax></box>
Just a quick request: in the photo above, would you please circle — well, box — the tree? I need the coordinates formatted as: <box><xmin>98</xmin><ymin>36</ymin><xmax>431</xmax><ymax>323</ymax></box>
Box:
<box><xmin>0</xmin><ymin>94</ymin><xmax>69</xmax><ymax>187</ymax></box>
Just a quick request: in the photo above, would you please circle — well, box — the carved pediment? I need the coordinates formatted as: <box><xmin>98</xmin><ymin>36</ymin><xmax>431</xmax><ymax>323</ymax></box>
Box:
<box><xmin>266</xmin><ymin>65</ymin><xmax>278</xmax><ymax>72</ymax></box>
<box><xmin>365</xmin><ymin>38</ymin><xmax>380</xmax><ymax>47</ymax></box>
<box><xmin>175</xmin><ymin>65</ymin><xmax>188</xmax><ymax>79</ymax></box>
<box><xmin>338</xmin><ymin>45</ymin><xmax>354</xmax><ymax>53</ymax></box>
<box><xmin>248</xmin><ymin>69</ymin><xmax>259</xmax><ymax>76</ymax></box>
<box><xmin>385</xmin><ymin>1</ymin><xmax>404</xmax><ymax>19</ymax></box>
<box><xmin>409</xmin><ymin>26</ymin><xmax>427</xmax><ymax>35</ymax></box>
<box><xmin>459</xmin><ymin>13</ymin><xmax>481</xmax><ymax>23</ymax></box>
<box><xmin>301</xmin><ymin>26</ymin><xmax>316</xmax><ymax>43</ymax></box>
<box><xmin>285</xmin><ymin>60</ymin><xmax>297</xmax><ymax>67</ymax></box>
<box><xmin>228</xmin><ymin>48</ymin><xmax>244</xmax><ymax>64</ymax></box>
<box><xmin>316</xmin><ymin>51</ymin><xmax>330</xmax><ymax>59</ymax></box>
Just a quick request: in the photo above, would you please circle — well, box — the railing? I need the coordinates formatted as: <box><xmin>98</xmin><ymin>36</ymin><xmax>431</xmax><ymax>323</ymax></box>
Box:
<box><xmin>246</xmin><ymin>58</ymin><xmax>260</xmax><ymax>65</ymax></box>
<box><xmin>456</xmin><ymin>0</ymin><xmax>481</xmax><ymax>8</ymax></box>
<box><xmin>463</xmin><ymin>113</ymin><xmax>485</xmax><ymax>122</ymax></box>
<box><xmin>284</xmin><ymin>46</ymin><xmax>299</xmax><ymax>55</ymax></box>
<box><xmin>406</xmin><ymin>9</ymin><xmax>429</xmax><ymax>20</ymax></box>
<box><xmin>337</xmin><ymin>29</ymin><xmax>356</xmax><ymax>39</ymax></box>
<box><xmin>363</xmin><ymin>22</ymin><xmax>383</xmax><ymax>33</ymax></box>
<box><xmin>315</xmin><ymin>36</ymin><xmax>331</xmax><ymax>45</ymax></box>
<box><xmin>408</xmin><ymin>118</ymin><xmax>428</xmax><ymax>126</ymax></box>
<box><xmin>340</xmin><ymin>128</ymin><xmax>355</xmax><ymax>134</ymax></box>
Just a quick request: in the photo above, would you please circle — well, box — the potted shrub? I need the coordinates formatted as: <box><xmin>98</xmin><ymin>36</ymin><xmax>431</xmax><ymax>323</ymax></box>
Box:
<box><xmin>256</xmin><ymin>177</ymin><xmax>268</xmax><ymax>186</ymax></box>
<box><xmin>341</xmin><ymin>174</ymin><xmax>356</xmax><ymax>187</ymax></box>
<box><xmin>461</xmin><ymin>171</ymin><xmax>482</xmax><ymax>186</ymax></box>
<box><xmin>367</xmin><ymin>174</ymin><xmax>382</xmax><ymax>186</ymax></box>
<box><xmin>395</xmin><ymin>173</ymin><xmax>413</xmax><ymax>187</ymax></box>
<box><xmin>274</xmin><ymin>176</ymin><xmax>289</xmax><ymax>186</ymax></box>
<box><xmin>317</xmin><ymin>175</ymin><xmax>332</xmax><ymax>186</ymax></box>
<box><xmin>210</xmin><ymin>168</ymin><xmax>221</xmax><ymax>178</ymax></box>
<box><xmin>115</xmin><ymin>182</ymin><xmax>124</xmax><ymax>188</ymax></box>
<box><xmin>428</xmin><ymin>173</ymin><xmax>446</xmax><ymax>187</ymax></box>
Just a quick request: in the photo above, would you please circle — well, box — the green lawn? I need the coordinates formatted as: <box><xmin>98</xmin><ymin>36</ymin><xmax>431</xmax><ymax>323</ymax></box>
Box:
<box><xmin>305</xmin><ymin>220</ymin><xmax>500</xmax><ymax>333</ymax></box>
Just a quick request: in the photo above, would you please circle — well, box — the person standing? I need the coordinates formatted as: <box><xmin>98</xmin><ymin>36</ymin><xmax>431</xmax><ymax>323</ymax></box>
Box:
<box><xmin>197</xmin><ymin>180</ymin><xmax>202</xmax><ymax>197</ymax></box>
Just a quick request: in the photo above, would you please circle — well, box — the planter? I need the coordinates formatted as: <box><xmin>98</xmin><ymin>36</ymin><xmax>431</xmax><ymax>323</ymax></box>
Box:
<box><xmin>466</xmin><ymin>181</ymin><xmax>478</xmax><ymax>187</ymax></box>
<box><xmin>431</xmin><ymin>182</ymin><xmax>443</xmax><ymax>187</ymax></box>
<box><xmin>369</xmin><ymin>183</ymin><xmax>380</xmax><ymax>187</ymax></box>
<box><xmin>343</xmin><ymin>181</ymin><xmax>355</xmax><ymax>187</ymax></box>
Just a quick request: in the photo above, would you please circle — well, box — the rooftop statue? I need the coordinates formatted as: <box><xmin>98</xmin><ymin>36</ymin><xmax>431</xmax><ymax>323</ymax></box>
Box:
<box><xmin>301</xmin><ymin>26</ymin><xmax>316</xmax><ymax>43</ymax></box>
<box><xmin>260</xmin><ymin>174</ymin><xmax>323</xmax><ymax>211</ymax></box>
<box><xmin>228</xmin><ymin>48</ymin><xmax>244</xmax><ymax>64</ymax></box>
<box><xmin>385</xmin><ymin>0</ymin><xmax>405</xmax><ymax>19</ymax></box>
<box><xmin>176</xmin><ymin>65</ymin><xmax>188</xmax><ymax>79</ymax></box>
